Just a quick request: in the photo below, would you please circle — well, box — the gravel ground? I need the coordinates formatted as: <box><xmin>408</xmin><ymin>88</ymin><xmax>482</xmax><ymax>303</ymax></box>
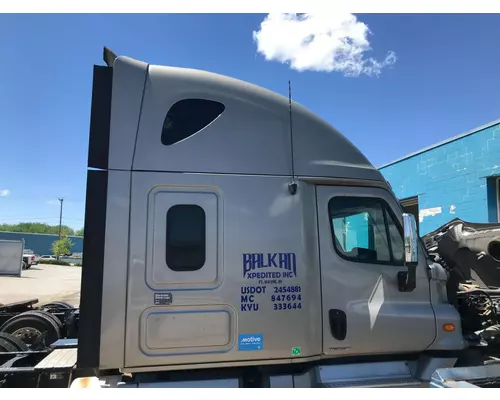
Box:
<box><xmin>0</xmin><ymin>264</ymin><xmax>81</xmax><ymax>307</ymax></box>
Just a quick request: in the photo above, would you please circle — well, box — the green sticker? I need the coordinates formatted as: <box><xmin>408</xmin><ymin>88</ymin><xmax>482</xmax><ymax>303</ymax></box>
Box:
<box><xmin>291</xmin><ymin>347</ymin><xmax>301</xmax><ymax>356</ymax></box>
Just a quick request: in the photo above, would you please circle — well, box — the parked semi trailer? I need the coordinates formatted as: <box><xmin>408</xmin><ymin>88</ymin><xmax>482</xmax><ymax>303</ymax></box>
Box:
<box><xmin>2</xmin><ymin>47</ymin><xmax>500</xmax><ymax>388</ymax></box>
<box><xmin>0</xmin><ymin>239</ymin><xmax>24</xmax><ymax>276</ymax></box>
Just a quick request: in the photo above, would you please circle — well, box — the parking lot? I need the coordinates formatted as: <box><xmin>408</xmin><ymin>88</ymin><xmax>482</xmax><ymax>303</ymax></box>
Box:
<box><xmin>0</xmin><ymin>264</ymin><xmax>81</xmax><ymax>307</ymax></box>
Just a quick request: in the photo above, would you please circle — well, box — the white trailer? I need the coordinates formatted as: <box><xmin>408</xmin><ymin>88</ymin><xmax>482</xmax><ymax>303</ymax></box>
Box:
<box><xmin>0</xmin><ymin>239</ymin><xmax>24</xmax><ymax>277</ymax></box>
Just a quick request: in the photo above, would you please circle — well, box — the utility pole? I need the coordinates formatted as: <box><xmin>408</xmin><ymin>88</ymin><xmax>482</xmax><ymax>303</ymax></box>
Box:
<box><xmin>58</xmin><ymin>197</ymin><xmax>64</xmax><ymax>240</ymax></box>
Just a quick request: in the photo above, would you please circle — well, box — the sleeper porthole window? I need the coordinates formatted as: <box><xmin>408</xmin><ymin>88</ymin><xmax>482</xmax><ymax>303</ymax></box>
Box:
<box><xmin>161</xmin><ymin>99</ymin><xmax>225</xmax><ymax>146</ymax></box>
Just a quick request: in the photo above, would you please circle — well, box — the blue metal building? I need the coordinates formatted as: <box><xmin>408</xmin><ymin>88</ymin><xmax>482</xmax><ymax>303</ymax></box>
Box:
<box><xmin>0</xmin><ymin>231</ymin><xmax>83</xmax><ymax>255</ymax></box>
<box><xmin>379</xmin><ymin>119</ymin><xmax>500</xmax><ymax>236</ymax></box>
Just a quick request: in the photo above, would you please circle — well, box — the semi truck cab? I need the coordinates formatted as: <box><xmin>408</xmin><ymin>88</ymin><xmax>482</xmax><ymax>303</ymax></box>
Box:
<box><xmin>75</xmin><ymin>48</ymin><xmax>466</xmax><ymax>387</ymax></box>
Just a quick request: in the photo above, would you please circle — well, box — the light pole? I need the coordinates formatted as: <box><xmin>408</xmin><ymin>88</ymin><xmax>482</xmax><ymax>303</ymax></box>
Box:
<box><xmin>58</xmin><ymin>197</ymin><xmax>64</xmax><ymax>240</ymax></box>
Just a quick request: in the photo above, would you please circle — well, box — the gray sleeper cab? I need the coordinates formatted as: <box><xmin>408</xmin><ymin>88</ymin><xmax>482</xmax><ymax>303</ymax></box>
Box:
<box><xmin>77</xmin><ymin>49</ymin><xmax>464</xmax><ymax>375</ymax></box>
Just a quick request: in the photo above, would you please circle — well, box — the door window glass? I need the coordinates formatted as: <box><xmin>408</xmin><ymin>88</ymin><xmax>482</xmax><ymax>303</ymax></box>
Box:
<box><xmin>328</xmin><ymin>197</ymin><xmax>404</xmax><ymax>265</ymax></box>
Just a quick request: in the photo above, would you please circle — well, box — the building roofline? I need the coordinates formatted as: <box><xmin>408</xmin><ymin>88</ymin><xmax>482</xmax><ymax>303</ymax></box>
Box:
<box><xmin>0</xmin><ymin>230</ymin><xmax>83</xmax><ymax>238</ymax></box>
<box><xmin>378</xmin><ymin>118</ymin><xmax>500</xmax><ymax>169</ymax></box>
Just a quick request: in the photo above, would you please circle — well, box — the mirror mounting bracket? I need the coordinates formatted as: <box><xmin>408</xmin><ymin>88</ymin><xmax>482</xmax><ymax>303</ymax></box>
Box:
<box><xmin>398</xmin><ymin>263</ymin><xmax>417</xmax><ymax>292</ymax></box>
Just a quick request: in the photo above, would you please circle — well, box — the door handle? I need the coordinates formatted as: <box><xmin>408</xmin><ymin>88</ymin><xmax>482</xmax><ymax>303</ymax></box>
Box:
<box><xmin>329</xmin><ymin>309</ymin><xmax>347</xmax><ymax>341</ymax></box>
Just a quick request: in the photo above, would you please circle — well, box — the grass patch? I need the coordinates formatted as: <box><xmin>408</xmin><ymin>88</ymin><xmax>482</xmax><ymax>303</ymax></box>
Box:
<box><xmin>39</xmin><ymin>260</ymin><xmax>71</xmax><ymax>266</ymax></box>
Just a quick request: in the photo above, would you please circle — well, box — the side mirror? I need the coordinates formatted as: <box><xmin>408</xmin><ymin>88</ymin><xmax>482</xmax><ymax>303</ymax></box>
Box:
<box><xmin>398</xmin><ymin>213</ymin><xmax>418</xmax><ymax>292</ymax></box>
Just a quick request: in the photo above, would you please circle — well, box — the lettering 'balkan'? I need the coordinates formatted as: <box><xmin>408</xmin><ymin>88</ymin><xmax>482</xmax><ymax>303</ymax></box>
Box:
<box><xmin>242</xmin><ymin>253</ymin><xmax>297</xmax><ymax>278</ymax></box>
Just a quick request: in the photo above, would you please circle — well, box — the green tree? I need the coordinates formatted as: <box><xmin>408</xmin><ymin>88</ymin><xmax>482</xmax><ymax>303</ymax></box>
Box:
<box><xmin>51</xmin><ymin>236</ymin><xmax>74</xmax><ymax>257</ymax></box>
<box><xmin>0</xmin><ymin>222</ymin><xmax>75</xmax><ymax>236</ymax></box>
<box><xmin>75</xmin><ymin>227</ymin><xmax>84</xmax><ymax>237</ymax></box>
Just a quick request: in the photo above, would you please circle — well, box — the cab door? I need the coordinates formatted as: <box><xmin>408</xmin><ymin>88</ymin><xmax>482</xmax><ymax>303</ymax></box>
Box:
<box><xmin>316</xmin><ymin>185</ymin><xmax>436</xmax><ymax>357</ymax></box>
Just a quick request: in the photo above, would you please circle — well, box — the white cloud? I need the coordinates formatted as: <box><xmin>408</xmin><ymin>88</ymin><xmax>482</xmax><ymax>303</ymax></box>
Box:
<box><xmin>0</xmin><ymin>189</ymin><xmax>10</xmax><ymax>197</ymax></box>
<box><xmin>253</xmin><ymin>13</ymin><xmax>397</xmax><ymax>77</ymax></box>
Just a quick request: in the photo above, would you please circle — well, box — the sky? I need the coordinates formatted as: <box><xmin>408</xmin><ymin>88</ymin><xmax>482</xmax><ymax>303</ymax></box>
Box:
<box><xmin>0</xmin><ymin>13</ymin><xmax>499</xmax><ymax>229</ymax></box>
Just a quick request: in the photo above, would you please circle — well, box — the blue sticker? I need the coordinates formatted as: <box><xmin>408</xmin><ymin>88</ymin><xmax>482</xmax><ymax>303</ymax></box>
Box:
<box><xmin>238</xmin><ymin>334</ymin><xmax>263</xmax><ymax>351</ymax></box>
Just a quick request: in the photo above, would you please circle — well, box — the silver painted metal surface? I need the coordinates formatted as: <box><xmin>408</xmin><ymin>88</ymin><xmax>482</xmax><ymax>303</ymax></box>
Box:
<box><xmin>121</xmin><ymin>354</ymin><xmax>322</xmax><ymax>373</ymax></box>
<box><xmin>134</xmin><ymin>65</ymin><xmax>290</xmax><ymax>176</ymax></box>
<box><xmin>318</xmin><ymin>361</ymin><xmax>423</xmax><ymax>387</ymax></box>
<box><xmin>108</xmin><ymin>56</ymin><xmax>148</xmax><ymax>171</ymax></box>
<box><xmin>124</xmin><ymin>174</ymin><xmax>322</xmax><ymax>368</ymax></box>
<box><xmin>408</xmin><ymin>355</ymin><xmax>457</xmax><ymax>381</ymax></box>
<box><xmin>107</xmin><ymin>53</ymin><xmax>382</xmax><ymax>181</ymax></box>
<box><xmin>99</xmin><ymin>170</ymin><xmax>131</xmax><ymax>369</ymax></box>
<box><xmin>316</xmin><ymin>185</ymin><xmax>436</xmax><ymax>356</ymax></box>
<box><xmin>96</xmin><ymin>50</ymin><xmax>467</xmax><ymax>373</ymax></box>
<box><xmin>0</xmin><ymin>239</ymin><xmax>24</xmax><ymax>277</ymax></box>
<box><xmin>426</xmin><ymin>262</ymin><xmax>465</xmax><ymax>351</ymax></box>
<box><xmin>300</xmin><ymin>176</ymin><xmax>390</xmax><ymax>190</ymax></box>
<box><xmin>319</xmin><ymin>361</ymin><xmax>411</xmax><ymax>382</ymax></box>
<box><xmin>107</xmin><ymin>362</ymin><xmax>434</xmax><ymax>388</ymax></box>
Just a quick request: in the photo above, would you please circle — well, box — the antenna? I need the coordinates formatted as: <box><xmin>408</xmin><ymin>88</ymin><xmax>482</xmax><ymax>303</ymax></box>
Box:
<box><xmin>288</xmin><ymin>80</ymin><xmax>297</xmax><ymax>195</ymax></box>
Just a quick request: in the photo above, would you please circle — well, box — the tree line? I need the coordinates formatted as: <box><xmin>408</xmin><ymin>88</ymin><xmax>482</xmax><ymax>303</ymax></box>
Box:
<box><xmin>0</xmin><ymin>222</ymin><xmax>84</xmax><ymax>237</ymax></box>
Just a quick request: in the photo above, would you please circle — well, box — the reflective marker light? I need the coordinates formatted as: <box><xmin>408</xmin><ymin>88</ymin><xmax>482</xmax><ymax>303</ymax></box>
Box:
<box><xmin>443</xmin><ymin>323</ymin><xmax>455</xmax><ymax>332</ymax></box>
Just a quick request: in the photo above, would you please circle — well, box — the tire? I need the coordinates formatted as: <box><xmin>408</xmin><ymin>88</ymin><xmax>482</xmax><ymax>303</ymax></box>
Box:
<box><xmin>0</xmin><ymin>337</ymin><xmax>17</xmax><ymax>352</ymax></box>
<box><xmin>0</xmin><ymin>332</ymin><xmax>29</xmax><ymax>351</ymax></box>
<box><xmin>29</xmin><ymin>310</ymin><xmax>64</xmax><ymax>330</ymax></box>
<box><xmin>22</xmin><ymin>261</ymin><xmax>27</xmax><ymax>270</ymax></box>
<box><xmin>41</xmin><ymin>301</ymin><xmax>74</xmax><ymax>311</ymax></box>
<box><xmin>0</xmin><ymin>311</ymin><xmax>61</xmax><ymax>347</ymax></box>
